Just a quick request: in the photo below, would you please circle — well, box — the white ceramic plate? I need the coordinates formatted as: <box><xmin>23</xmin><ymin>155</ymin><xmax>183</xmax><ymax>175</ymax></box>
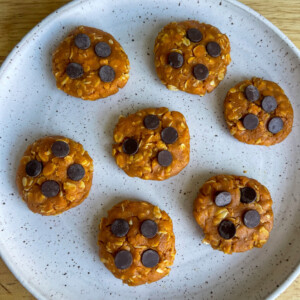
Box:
<box><xmin>0</xmin><ymin>0</ymin><xmax>299</xmax><ymax>299</ymax></box>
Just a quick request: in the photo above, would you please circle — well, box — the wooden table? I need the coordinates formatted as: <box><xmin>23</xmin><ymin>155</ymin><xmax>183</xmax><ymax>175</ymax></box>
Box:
<box><xmin>0</xmin><ymin>0</ymin><xmax>299</xmax><ymax>299</ymax></box>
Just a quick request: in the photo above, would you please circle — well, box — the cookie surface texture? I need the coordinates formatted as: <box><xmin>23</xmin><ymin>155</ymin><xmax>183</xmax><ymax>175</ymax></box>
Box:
<box><xmin>154</xmin><ymin>20</ymin><xmax>231</xmax><ymax>95</ymax></box>
<box><xmin>224</xmin><ymin>77</ymin><xmax>293</xmax><ymax>145</ymax></box>
<box><xmin>112</xmin><ymin>107</ymin><xmax>190</xmax><ymax>180</ymax></box>
<box><xmin>98</xmin><ymin>200</ymin><xmax>176</xmax><ymax>286</ymax></box>
<box><xmin>193</xmin><ymin>175</ymin><xmax>273</xmax><ymax>254</ymax></box>
<box><xmin>52</xmin><ymin>25</ymin><xmax>130</xmax><ymax>100</ymax></box>
<box><xmin>16</xmin><ymin>136</ymin><xmax>93</xmax><ymax>215</ymax></box>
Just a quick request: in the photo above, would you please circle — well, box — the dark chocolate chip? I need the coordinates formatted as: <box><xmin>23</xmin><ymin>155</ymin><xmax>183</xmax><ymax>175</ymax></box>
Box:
<box><xmin>67</xmin><ymin>164</ymin><xmax>85</xmax><ymax>181</ymax></box>
<box><xmin>218</xmin><ymin>219</ymin><xmax>236</xmax><ymax>239</ymax></box>
<box><xmin>193</xmin><ymin>64</ymin><xmax>209</xmax><ymax>81</ymax></box>
<box><xmin>114</xmin><ymin>250</ymin><xmax>133</xmax><ymax>270</ymax></box>
<box><xmin>99</xmin><ymin>65</ymin><xmax>115</xmax><ymax>82</ymax></box>
<box><xmin>141</xmin><ymin>249</ymin><xmax>160</xmax><ymax>268</ymax></box>
<box><xmin>244</xmin><ymin>85</ymin><xmax>260</xmax><ymax>102</ymax></box>
<box><xmin>206</xmin><ymin>42</ymin><xmax>221</xmax><ymax>57</ymax></box>
<box><xmin>168</xmin><ymin>52</ymin><xmax>184</xmax><ymax>69</ymax></box>
<box><xmin>261</xmin><ymin>96</ymin><xmax>277</xmax><ymax>113</ymax></box>
<box><xmin>140</xmin><ymin>220</ymin><xmax>158</xmax><ymax>238</ymax></box>
<box><xmin>122</xmin><ymin>138</ymin><xmax>139</xmax><ymax>155</ymax></box>
<box><xmin>240</xmin><ymin>187</ymin><xmax>257</xmax><ymax>204</ymax></box>
<box><xmin>268</xmin><ymin>117</ymin><xmax>283</xmax><ymax>134</ymax></box>
<box><xmin>186</xmin><ymin>28</ymin><xmax>203</xmax><ymax>43</ymax></box>
<box><xmin>66</xmin><ymin>63</ymin><xmax>84</xmax><ymax>79</ymax></box>
<box><xmin>243</xmin><ymin>114</ymin><xmax>259</xmax><ymax>130</ymax></box>
<box><xmin>94</xmin><ymin>42</ymin><xmax>111</xmax><ymax>58</ymax></box>
<box><xmin>161</xmin><ymin>127</ymin><xmax>178</xmax><ymax>144</ymax></box>
<box><xmin>41</xmin><ymin>180</ymin><xmax>60</xmax><ymax>198</ymax></box>
<box><xmin>25</xmin><ymin>160</ymin><xmax>43</xmax><ymax>177</ymax></box>
<box><xmin>74</xmin><ymin>33</ymin><xmax>91</xmax><ymax>50</ymax></box>
<box><xmin>243</xmin><ymin>210</ymin><xmax>260</xmax><ymax>228</ymax></box>
<box><xmin>157</xmin><ymin>150</ymin><xmax>173</xmax><ymax>167</ymax></box>
<box><xmin>51</xmin><ymin>141</ymin><xmax>70</xmax><ymax>158</ymax></box>
<box><xmin>111</xmin><ymin>219</ymin><xmax>130</xmax><ymax>237</ymax></box>
<box><xmin>144</xmin><ymin>115</ymin><xmax>160</xmax><ymax>130</ymax></box>
<box><xmin>215</xmin><ymin>192</ymin><xmax>231</xmax><ymax>207</ymax></box>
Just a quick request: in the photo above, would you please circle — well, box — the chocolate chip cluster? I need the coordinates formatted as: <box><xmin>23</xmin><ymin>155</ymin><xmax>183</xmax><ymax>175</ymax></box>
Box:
<box><xmin>122</xmin><ymin>114</ymin><xmax>178</xmax><ymax>167</ymax></box>
<box><xmin>110</xmin><ymin>218</ymin><xmax>160</xmax><ymax>269</ymax></box>
<box><xmin>168</xmin><ymin>27</ymin><xmax>222</xmax><ymax>81</ymax></box>
<box><xmin>66</xmin><ymin>33</ymin><xmax>115</xmax><ymax>83</ymax></box>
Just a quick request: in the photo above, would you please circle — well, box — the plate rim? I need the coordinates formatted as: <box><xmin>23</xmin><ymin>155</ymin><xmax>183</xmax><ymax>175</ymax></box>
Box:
<box><xmin>0</xmin><ymin>0</ymin><xmax>299</xmax><ymax>299</ymax></box>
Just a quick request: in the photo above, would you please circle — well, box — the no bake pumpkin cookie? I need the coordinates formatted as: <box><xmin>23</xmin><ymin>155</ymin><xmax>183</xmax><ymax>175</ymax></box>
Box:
<box><xmin>98</xmin><ymin>200</ymin><xmax>176</xmax><ymax>286</ymax></box>
<box><xmin>52</xmin><ymin>25</ymin><xmax>130</xmax><ymax>100</ymax></box>
<box><xmin>154</xmin><ymin>20</ymin><xmax>231</xmax><ymax>95</ymax></box>
<box><xmin>112</xmin><ymin>107</ymin><xmax>190</xmax><ymax>180</ymax></box>
<box><xmin>193</xmin><ymin>174</ymin><xmax>273</xmax><ymax>254</ymax></box>
<box><xmin>224</xmin><ymin>78</ymin><xmax>293</xmax><ymax>145</ymax></box>
<box><xmin>16</xmin><ymin>136</ymin><xmax>93</xmax><ymax>215</ymax></box>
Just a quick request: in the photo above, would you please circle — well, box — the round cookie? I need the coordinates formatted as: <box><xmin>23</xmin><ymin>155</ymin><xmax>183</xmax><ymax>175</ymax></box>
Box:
<box><xmin>98</xmin><ymin>200</ymin><xmax>176</xmax><ymax>286</ymax></box>
<box><xmin>112</xmin><ymin>107</ymin><xmax>190</xmax><ymax>180</ymax></box>
<box><xmin>154</xmin><ymin>20</ymin><xmax>231</xmax><ymax>96</ymax></box>
<box><xmin>52</xmin><ymin>25</ymin><xmax>130</xmax><ymax>100</ymax></box>
<box><xmin>193</xmin><ymin>175</ymin><xmax>273</xmax><ymax>254</ymax></box>
<box><xmin>16</xmin><ymin>136</ymin><xmax>93</xmax><ymax>215</ymax></box>
<box><xmin>224</xmin><ymin>77</ymin><xmax>294</xmax><ymax>145</ymax></box>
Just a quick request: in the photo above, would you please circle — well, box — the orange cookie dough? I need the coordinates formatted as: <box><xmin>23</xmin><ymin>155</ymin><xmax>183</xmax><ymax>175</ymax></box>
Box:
<box><xmin>98</xmin><ymin>200</ymin><xmax>176</xmax><ymax>286</ymax></box>
<box><xmin>112</xmin><ymin>107</ymin><xmax>190</xmax><ymax>180</ymax></box>
<box><xmin>16</xmin><ymin>136</ymin><xmax>93</xmax><ymax>215</ymax></box>
<box><xmin>52</xmin><ymin>26</ymin><xmax>130</xmax><ymax>100</ymax></box>
<box><xmin>193</xmin><ymin>175</ymin><xmax>273</xmax><ymax>254</ymax></box>
<box><xmin>224</xmin><ymin>78</ymin><xmax>294</xmax><ymax>145</ymax></box>
<box><xmin>154</xmin><ymin>20</ymin><xmax>231</xmax><ymax>96</ymax></box>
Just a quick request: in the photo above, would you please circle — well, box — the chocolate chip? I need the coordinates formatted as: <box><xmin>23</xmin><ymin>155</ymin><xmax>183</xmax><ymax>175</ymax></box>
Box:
<box><xmin>99</xmin><ymin>65</ymin><xmax>115</xmax><ymax>82</ymax></box>
<box><xmin>41</xmin><ymin>180</ymin><xmax>60</xmax><ymax>198</ymax></box>
<box><xmin>74</xmin><ymin>33</ymin><xmax>91</xmax><ymax>50</ymax></box>
<box><xmin>193</xmin><ymin>64</ymin><xmax>209</xmax><ymax>80</ymax></box>
<box><xmin>111</xmin><ymin>219</ymin><xmax>130</xmax><ymax>237</ymax></box>
<box><xmin>67</xmin><ymin>164</ymin><xmax>85</xmax><ymax>181</ymax></box>
<box><xmin>206</xmin><ymin>42</ymin><xmax>221</xmax><ymax>57</ymax></box>
<box><xmin>140</xmin><ymin>220</ymin><xmax>158</xmax><ymax>238</ymax></box>
<box><xmin>161</xmin><ymin>127</ymin><xmax>178</xmax><ymax>144</ymax></box>
<box><xmin>218</xmin><ymin>220</ymin><xmax>236</xmax><ymax>239</ymax></box>
<box><xmin>243</xmin><ymin>114</ymin><xmax>259</xmax><ymax>130</ymax></box>
<box><xmin>141</xmin><ymin>249</ymin><xmax>159</xmax><ymax>268</ymax></box>
<box><xmin>157</xmin><ymin>150</ymin><xmax>173</xmax><ymax>167</ymax></box>
<box><xmin>215</xmin><ymin>192</ymin><xmax>231</xmax><ymax>207</ymax></box>
<box><xmin>240</xmin><ymin>187</ymin><xmax>257</xmax><ymax>204</ymax></box>
<box><xmin>94</xmin><ymin>42</ymin><xmax>111</xmax><ymax>58</ymax></box>
<box><xmin>244</xmin><ymin>85</ymin><xmax>260</xmax><ymax>102</ymax></box>
<box><xmin>268</xmin><ymin>117</ymin><xmax>283</xmax><ymax>134</ymax></box>
<box><xmin>114</xmin><ymin>250</ymin><xmax>133</xmax><ymax>270</ymax></box>
<box><xmin>261</xmin><ymin>96</ymin><xmax>277</xmax><ymax>113</ymax></box>
<box><xmin>186</xmin><ymin>28</ymin><xmax>203</xmax><ymax>42</ymax></box>
<box><xmin>144</xmin><ymin>115</ymin><xmax>160</xmax><ymax>130</ymax></box>
<box><xmin>243</xmin><ymin>210</ymin><xmax>260</xmax><ymax>228</ymax></box>
<box><xmin>122</xmin><ymin>138</ymin><xmax>139</xmax><ymax>155</ymax></box>
<box><xmin>168</xmin><ymin>52</ymin><xmax>184</xmax><ymax>68</ymax></box>
<box><xmin>51</xmin><ymin>141</ymin><xmax>70</xmax><ymax>158</ymax></box>
<box><xmin>25</xmin><ymin>160</ymin><xmax>43</xmax><ymax>177</ymax></box>
<box><xmin>66</xmin><ymin>63</ymin><xmax>84</xmax><ymax>79</ymax></box>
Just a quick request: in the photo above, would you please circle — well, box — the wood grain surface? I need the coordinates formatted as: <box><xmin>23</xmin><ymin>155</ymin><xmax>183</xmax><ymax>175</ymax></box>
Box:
<box><xmin>0</xmin><ymin>0</ymin><xmax>299</xmax><ymax>299</ymax></box>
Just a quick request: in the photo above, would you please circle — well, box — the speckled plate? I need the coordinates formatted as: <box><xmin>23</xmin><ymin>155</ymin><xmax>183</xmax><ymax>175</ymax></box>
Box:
<box><xmin>0</xmin><ymin>0</ymin><xmax>299</xmax><ymax>299</ymax></box>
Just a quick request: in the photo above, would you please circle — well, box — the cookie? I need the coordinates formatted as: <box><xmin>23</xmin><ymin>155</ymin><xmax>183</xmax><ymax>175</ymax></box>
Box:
<box><xmin>224</xmin><ymin>78</ymin><xmax>294</xmax><ymax>145</ymax></box>
<box><xmin>112</xmin><ymin>107</ymin><xmax>190</xmax><ymax>180</ymax></box>
<box><xmin>193</xmin><ymin>175</ymin><xmax>273</xmax><ymax>254</ymax></box>
<box><xmin>16</xmin><ymin>136</ymin><xmax>93</xmax><ymax>215</ymax></box>
<box><xmin>98</xmin><ymin>200</ymin><xmax>176</xmax><ymax>286</ymax></box>
<box><xmin>154</xmin><ymin>20</ymin><xmax>231</xmax><ymax>95</ymax></box>
<box><xmin>52</xmin><ymin>26</ymin><xmax>130</xmax><ymax>100</ymax></box>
